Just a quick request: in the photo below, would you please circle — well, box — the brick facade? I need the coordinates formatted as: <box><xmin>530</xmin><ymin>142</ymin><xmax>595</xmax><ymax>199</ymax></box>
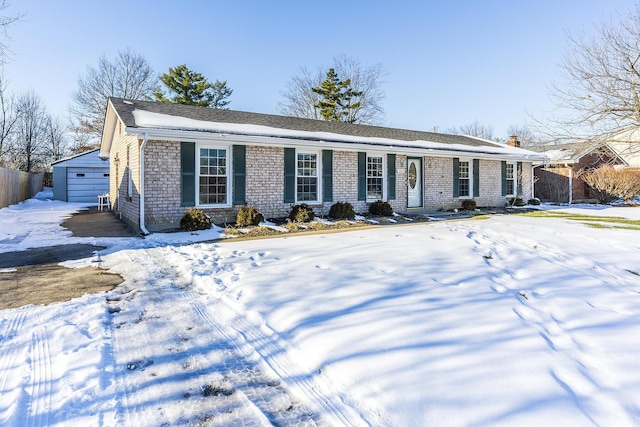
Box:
<box><xmin>110</xmin><ymin>130</ymin><xmax>535</xmax><ymax>232</ymax></box>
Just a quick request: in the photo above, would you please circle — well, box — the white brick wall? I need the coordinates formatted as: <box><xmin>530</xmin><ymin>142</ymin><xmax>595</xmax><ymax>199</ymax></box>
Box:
<box><xmin>110</xmin><ymin>125</ymin><xmax>535</xmax><ymax>230</ymax></box>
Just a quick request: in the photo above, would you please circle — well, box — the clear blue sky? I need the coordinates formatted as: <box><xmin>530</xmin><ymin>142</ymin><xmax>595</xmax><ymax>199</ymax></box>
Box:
<box><xmin>2</xmin><ymin>0</ymin><xmax>635</xmax><ymax>139</ymax></box>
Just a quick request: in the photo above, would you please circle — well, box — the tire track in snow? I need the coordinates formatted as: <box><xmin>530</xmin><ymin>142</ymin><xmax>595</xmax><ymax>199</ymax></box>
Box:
<box><xmin>0</xmin><ymin>308</ymin><xmax>29</xmax><ymax>424</ymax></box>
<box><xmin>26</xmin><ymin>324</ymin><xmax>52</xmax><ymax>427</ymax></box>
<box><xmin>461</xmin><ymin>223</ymin><xmax>636</xmax><ymax>426</ymax></box>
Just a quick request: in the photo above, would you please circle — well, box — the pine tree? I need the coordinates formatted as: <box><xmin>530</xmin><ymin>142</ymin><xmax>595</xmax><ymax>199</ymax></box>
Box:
<box><xmin>312</xmin><ymin>68</ymin><xmax>362</xmax><ymax>122</ymax></box>
<box><xmin>154</xmin><ymin>64</ymin><xmax>232</xmax><ymax>108</ymax></box>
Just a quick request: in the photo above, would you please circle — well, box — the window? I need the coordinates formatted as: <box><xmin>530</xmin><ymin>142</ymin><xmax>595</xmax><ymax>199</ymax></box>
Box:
<box><xmin>458</xmin><ymin>160</ymin><xmax>470</xmax><ymax>198</ymax></box>
<box><xmin>367</xmin><ymin>155</ymin><xmax>384</xmax><ymax>200</ymax></box>
<box><xmin>198</xmin><ymin>146</ymin><xmax>229</xmax><ymax>206</ymax></box>
<box><xmin>505</xmin><ymin>162</ymin><xmax>516</xmax><ymax>196</ymax></box>
<box><xmin>297</xmin><ymin>152</ymin><xmax>318</xmax><ymax>202</ymax></box>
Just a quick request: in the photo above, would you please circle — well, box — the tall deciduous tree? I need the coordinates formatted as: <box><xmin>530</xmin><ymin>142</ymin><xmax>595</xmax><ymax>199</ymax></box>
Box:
<box><xmin>0</xmin><ymin>0</ymin><xmax>23</xmax><ymax>62</ymax></box>
<box><xmin>547</xmin><ymin>5</ymin><xmax>640</xmax><ymax>148</ymax></box>
<box><xmin>279</xmin><ymin>55</ymin><xmax>386</xmax><ymax>125</ymax></box>
<box><xmin>312</xmin><ymin>68</ymin><xmax>362</xmax><ymax>122</ymax></box>
<box><xmin>154</xmin><ymin>64</ymin><xmax>232</xmax><ymax>108</ymax></box>
<box><xmin>70</xmin><ymin>49</ymin><xmax>157</xmax><ymax>147</ymax></box>
<box><xmin>12</xmin><ymin>91</ymin><xmax>47</xmax><ymax>172</ymax></box>
<box><xmin>448</xmin><ymin>121</ymin><xmax>496</xmax><ymax>140</ymax></box>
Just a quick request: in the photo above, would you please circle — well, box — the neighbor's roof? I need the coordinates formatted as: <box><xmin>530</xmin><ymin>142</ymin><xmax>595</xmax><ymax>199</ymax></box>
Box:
<box><xmin>527</xmin><ymin>142</ymin><xmax>626</xmax><ymax>164</ymax></box>
<box><xmin>101</xmin><ymin>97</ymin><xmax>547</xmax><ymax>161</ymax></box>
<box><xmin>51</xmin><ymin>148</ymin><xmax>101</xmax><ymax>165</ymax></box>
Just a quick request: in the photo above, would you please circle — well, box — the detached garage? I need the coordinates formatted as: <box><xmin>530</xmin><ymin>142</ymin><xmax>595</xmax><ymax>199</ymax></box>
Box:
<box><xmin>52</xmin><ymin>149</ymin><xmax>109</xmax><ymax>203</ymax></box>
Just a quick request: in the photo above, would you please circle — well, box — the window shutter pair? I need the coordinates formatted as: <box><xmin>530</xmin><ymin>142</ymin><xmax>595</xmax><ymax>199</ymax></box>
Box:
<box><xmin>452</xmin><ymin>158</ymin><xmax>480</xmax><ymax>197</ymax></box>
<box><xmin>284</xmin><ymin>148</ymin><xmax>333</xmax><ymax>203</ymax></box>
<box><xmin>500</xmin><ymin>161</ymin><xmax>523</xmax><ymax>196</ymax></box>
<box><xmin>357</xmin><ymin>152</ymin><xmax>396</xmax><ymax>200</ymax></box>
<box><xmin>180</xmin><ymin>143</ymin><xmax>246</xmax><ymax>206</ymax></box>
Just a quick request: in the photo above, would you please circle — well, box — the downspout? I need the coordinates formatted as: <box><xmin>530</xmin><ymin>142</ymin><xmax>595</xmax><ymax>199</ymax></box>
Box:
<box><xmin>565</xmin><ymin>163</ymin><xmax>573</xmax><ymax>205</ymax></box>
<box><xmin>139</xmin><ymin>132</ymin><xmax>149</xmax><ymax>235</ymax></box>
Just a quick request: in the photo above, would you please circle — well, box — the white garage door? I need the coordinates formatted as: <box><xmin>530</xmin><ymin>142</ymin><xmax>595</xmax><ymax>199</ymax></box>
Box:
<box><xmin>67</xmin><ymin>167</ymin><xmax>109</xmax><ymax>203</ymax></box>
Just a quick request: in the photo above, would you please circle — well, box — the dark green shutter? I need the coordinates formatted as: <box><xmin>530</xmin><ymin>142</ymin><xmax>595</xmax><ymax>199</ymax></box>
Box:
<box><xmin>284</xmin><ymin>148</ymin><xmax>296</xmax><ymax>203</ymax></box>
<box><xmin>473</xmin><ymin>159</ymin><xmax>480</xmax><ymax>197</ymax></box>
<box><xmin>453</xmin><ymin>158</ymin><xmax>460</xmax><ymax>197</ymax></box>
<box><xmin>358</xmin><ymin>152</ymin><xmax>366</xmax><ymax>201</ymax></box>
<box><xmin>387</xmin><ymin>154</ymin><xmax>396</xmax><ymax>200</ymax></box>
<box><xmin>180</xmin><ymin>142</ymin><xmax>195</xmax><ymax>206</ymax></box>
<box><xmin>232</xmin><ymin>145</ymin><xmax>246</xmax><ymax>205</ymax></box>
<box><xmin>322</xmin><ymin>150</ymin><xmax>333</xmax><ymax>202</ymax></box>
<box><xmin>517</xmin><ymin>162</ymin><xmax>523</xmax><ymax>196</ymax></box>
<box><xmin>501</xmin><ymin>161</ymin><xmax>507</xmax><ymax>196</ymax></box>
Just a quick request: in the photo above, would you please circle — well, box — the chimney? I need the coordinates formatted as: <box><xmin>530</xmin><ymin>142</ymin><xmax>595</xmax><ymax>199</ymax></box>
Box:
<box><xmin>507</xmin><ymin>135</ymin><xmax>520</xmax><ymax>147</ymax></box>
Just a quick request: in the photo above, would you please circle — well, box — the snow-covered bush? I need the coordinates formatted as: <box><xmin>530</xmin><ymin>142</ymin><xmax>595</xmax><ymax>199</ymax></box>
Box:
<box><xmin>236</xmin><ymin>205</ymin><xmax>264</xmax><ymax>227</ymax></box>
<box><xmin>180</xmin><ymin>208</ymin><xmax>211</xmax><ymax>231</ymax></box>
<box><xmin>288</xmin><ymin>204</ymin><xmax>315</xmax><ymax>222</ymax></box>
<box><xmin>368</xmin><ymin>200</ymin><xmax>393</xmax><ymax>216</ymax></box>
<box><xmin>329</xmin><ymin>202</ymin><xmax>355</xmax><ymax>220</ymax></box>
<box><xmin>528</xmin><ymin>198</ymin><xmax>541</xmax><ymax>205</ymax></box>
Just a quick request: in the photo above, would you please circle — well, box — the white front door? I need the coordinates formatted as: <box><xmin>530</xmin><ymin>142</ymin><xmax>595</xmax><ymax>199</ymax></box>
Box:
<box><xmin>407</xmin><ymin>158</ymin><xmax>422</xmax><ymax>208</ymax></box>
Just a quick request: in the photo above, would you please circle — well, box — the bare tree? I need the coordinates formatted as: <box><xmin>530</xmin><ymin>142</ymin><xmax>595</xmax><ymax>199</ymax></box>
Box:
<box><xmin>10</xmin><ymin>91</ymin><xmax>47</xmax><ymax>172</ymax></box>
<box><xmin>0</xmin><ymin>0</ymin><xmax>23</xmax><ymax>62</ymax></box>
<box><xmin>70</xmin><ymin>49</ymin><xmax>157</xmax><ymax>148</ymax></box>
<box><xmin>0</xmin><ymin>73</ymin><xmax>18</xmax><ymax>162</ymax></box>
<box><xmin>279</xmin><ymin>54</ymin><xmax>386</xmax><ymax>125</ymax></box>
<box><xmin>448</xmin><ymin>121</ymin><xmax>495</xmax><ymax>140</ymax></box>
<box><xmin>43</xmin><ymin>115</ymin><xmax>68</xmax><ymax>163</ymax></box>
<box><xmin>507</xmin><ymin>124</ymin><xmax>540</xmax><ymax>147</ymax></box>
<box><xmin>545</xmin><ymin>5</ymin><xmax>640</xmax><ymax>149</ymax></box>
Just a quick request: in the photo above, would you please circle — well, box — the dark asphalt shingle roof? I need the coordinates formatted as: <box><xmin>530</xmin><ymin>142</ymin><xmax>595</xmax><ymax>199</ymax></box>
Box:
<box><xmin>109</xmin><ymin>97</ymin><xmax>500</xmax><ymax>149</ymax></box>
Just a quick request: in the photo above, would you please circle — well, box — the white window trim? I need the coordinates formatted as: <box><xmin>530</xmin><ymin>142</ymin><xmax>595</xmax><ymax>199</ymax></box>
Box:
<box><xmin>458</xmin><ymin>158</ymin><xmax>473</xmax><ymax>199</ymax></box>
<box><xmin>295</xmin><ymin>148</ymin><xmax>322</xmax><ymax>204</ymax></box>
<box><xmin>366</xmin><ymin>152</ymin><xmax>387</xmax><ymax>202</ymax></box>
<box><xmin>505</xmin><ymin>161</ymin><xmax>517</xmax><ymax>197</ymax></box>
<box><xmin>196</xmin><ymin>142</ymin><xmax>232</xmax><ymax>208</ymax></box>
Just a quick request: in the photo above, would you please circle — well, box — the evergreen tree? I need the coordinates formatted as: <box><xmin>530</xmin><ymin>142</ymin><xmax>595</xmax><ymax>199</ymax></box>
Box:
<box><xmin>154</xmin><ymin>64</ymin><xmax>232</xmax><ymax>108</ymax></box>
<box><xmin>312</xmin><ymin>68</ymin><xmax>362</xmax><ymax>122</ymax></box>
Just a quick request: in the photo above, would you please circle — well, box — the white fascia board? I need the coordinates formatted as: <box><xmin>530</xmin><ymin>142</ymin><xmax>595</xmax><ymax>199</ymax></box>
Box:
<box><xmin>125</xmin><ymin>127</ymin><xmax>548</xmax><ymax>163</ymax></box>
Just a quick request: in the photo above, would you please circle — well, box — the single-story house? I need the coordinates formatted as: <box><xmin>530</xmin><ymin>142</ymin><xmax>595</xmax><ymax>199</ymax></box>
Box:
<box><xmin>52</xmin><ymin>149</ymin><xmax>110</xmax><ymax>203</ymax></box>
<box><xmin>99</xmin><ymin>98</ymin><xmax>547</xmax><ymax>233</ymax></box>
<box><xmin>528</xmin><ymin>142</ymin><xmax>626</xmax><ymax>203</ymax></box>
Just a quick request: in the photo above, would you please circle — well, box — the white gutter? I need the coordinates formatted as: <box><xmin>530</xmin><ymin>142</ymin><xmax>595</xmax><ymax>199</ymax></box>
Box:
<box><xmin>139</xmin><ymin>132</ymin><xmax>149</xmax><ymax>235</ymax></box>
<box><xmin>124</xmin><ymin>127</ymin><xmax>548</xmax><ymax>163</ymax></box>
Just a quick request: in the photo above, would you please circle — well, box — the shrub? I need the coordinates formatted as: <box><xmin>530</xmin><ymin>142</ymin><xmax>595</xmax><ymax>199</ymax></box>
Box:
<box><xmin>329</xmin><ymin>202</ymin><xmax>355</xmax><ymax>220</ymax></box>
<box><xmin>236</xmin><ymin>205</ymin><xmax>264</xmax><ymax>227</ymax></box>
<box><xmin>579</xmin><ymin>166</ymin><xmax>640</xmax><ymax>203</ymax></box>
<box><xmin>509</xmin><ymin>197</ymin><xmax>526</xmax><ymax>207</ymax></box>
<box><xmin>288</xmin><ymin>203</ymin><xmax>315</xmax><ymax>222</ymax></box>
<box><xmin>461</xmin><ymin>199</ymin><xmax>476</xmax><ymax>210</ymax></box>
<box><xmin>368</xmin><ymin>200</ymin><xmax>393</xmax><ymax>216</ymax></box>
<box><xmin>180</xmin><ymin>208</ymin><xmax>211</xmax><ymax>231</ymax></box>
<box><xmin>528</xmin><ymin>198</ymin><xmax>541</xmax><ymax>206</ymax></box>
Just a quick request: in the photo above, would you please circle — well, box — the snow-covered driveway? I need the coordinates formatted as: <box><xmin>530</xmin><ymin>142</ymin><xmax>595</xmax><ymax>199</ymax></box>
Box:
<box><xmin>1</xmin><ymin>194</ymin><xmax>640</xmax><ymax>426</ymax></box>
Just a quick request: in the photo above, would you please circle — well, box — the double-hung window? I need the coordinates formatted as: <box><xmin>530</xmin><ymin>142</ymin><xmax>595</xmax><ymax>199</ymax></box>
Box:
<box><xmin>296</xmin><ymin>152</ymin><xmax>319</xmax><ymax>202</ymax></box>
<box><xmin>505</xmin><ymin>162</ymin><xmax>516</xmax><ymax>196</ymax></box>
<box><xmin>198</xmin><ymin>146</ymin><xmax>230</xmax><ymax>206</ymax></box>
<box><xmin>367</xmin><ymin>154</ymin><xmax>384</xmax><ymax>200</ymax></box>
<box><xmin>458</xmin><ymin>160</ymin><xmax>471</xmax><ymax>198</ymax></box>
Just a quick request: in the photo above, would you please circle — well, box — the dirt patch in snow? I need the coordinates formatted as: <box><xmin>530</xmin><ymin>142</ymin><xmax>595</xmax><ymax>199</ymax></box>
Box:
<box><xmin>0</xmin><ymin>263</ymin><xmax>122</xmax><ymax>310</ymax></box>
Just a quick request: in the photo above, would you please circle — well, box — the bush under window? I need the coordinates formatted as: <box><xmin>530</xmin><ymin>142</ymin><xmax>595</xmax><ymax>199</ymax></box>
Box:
<box><xmin>368</xmin><ymin>200</ymin><xmax>393</xmax><ymax>216</ymax></box>
<box><xmin>288</xmin><ymin>204</ymin><xmax>315</xmax><ymax>222</ymax></box>
<box><xmin>329</xmin><ymin>202</ymin><xmax>355</xmax><ymax>220</ymax></box>
<box><xmin>180</xmin><ymin>208</ymin><xmax>212</xmax><ymax>231</ymax></box>
<box><xmin>236</xmin><ymin>205</ymin><xmax>264</xmax><ymax>227</ymax></box>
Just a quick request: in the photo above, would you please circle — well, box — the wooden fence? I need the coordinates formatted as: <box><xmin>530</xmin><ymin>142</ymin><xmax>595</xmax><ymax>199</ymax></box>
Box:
<box><xmin>0</xmin><ymin>167</ymin><xmax>44</xmax><ymax>209</ymax></box>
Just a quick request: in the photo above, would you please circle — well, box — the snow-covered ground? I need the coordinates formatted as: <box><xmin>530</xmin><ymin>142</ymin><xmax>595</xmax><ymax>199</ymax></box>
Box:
<box><xmin>1</xmin><ymin>190</ymin><xmax>640</xmax><ymax>426</ymax></box>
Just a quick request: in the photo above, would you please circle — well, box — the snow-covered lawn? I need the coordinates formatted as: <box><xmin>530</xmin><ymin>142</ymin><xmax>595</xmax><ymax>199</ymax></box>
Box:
<box><xmin>1</xmin><ymin>192</ymin><xmax>640</xmax><ymax>426</ymax></box>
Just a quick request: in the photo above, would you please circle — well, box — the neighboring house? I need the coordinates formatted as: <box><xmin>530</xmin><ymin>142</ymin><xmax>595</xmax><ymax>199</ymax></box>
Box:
<box><xmin>528</xmin><ymin>142</ymin><xmax>626</xmax><ymax>203</ymax></box>
<box><xmin>604</xmin><ymin>128</ymin><xmax>640</xmax><ymax>167</ymax></box>
<box><xmin>99</xmin><ymin>98</ymin><xmax>547</xmax><ymax>233</ymax></box>
<box><xmin>52</xmin><ymin>149</ymin><xmax>110</xmax><ymax>203</ymax></box>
